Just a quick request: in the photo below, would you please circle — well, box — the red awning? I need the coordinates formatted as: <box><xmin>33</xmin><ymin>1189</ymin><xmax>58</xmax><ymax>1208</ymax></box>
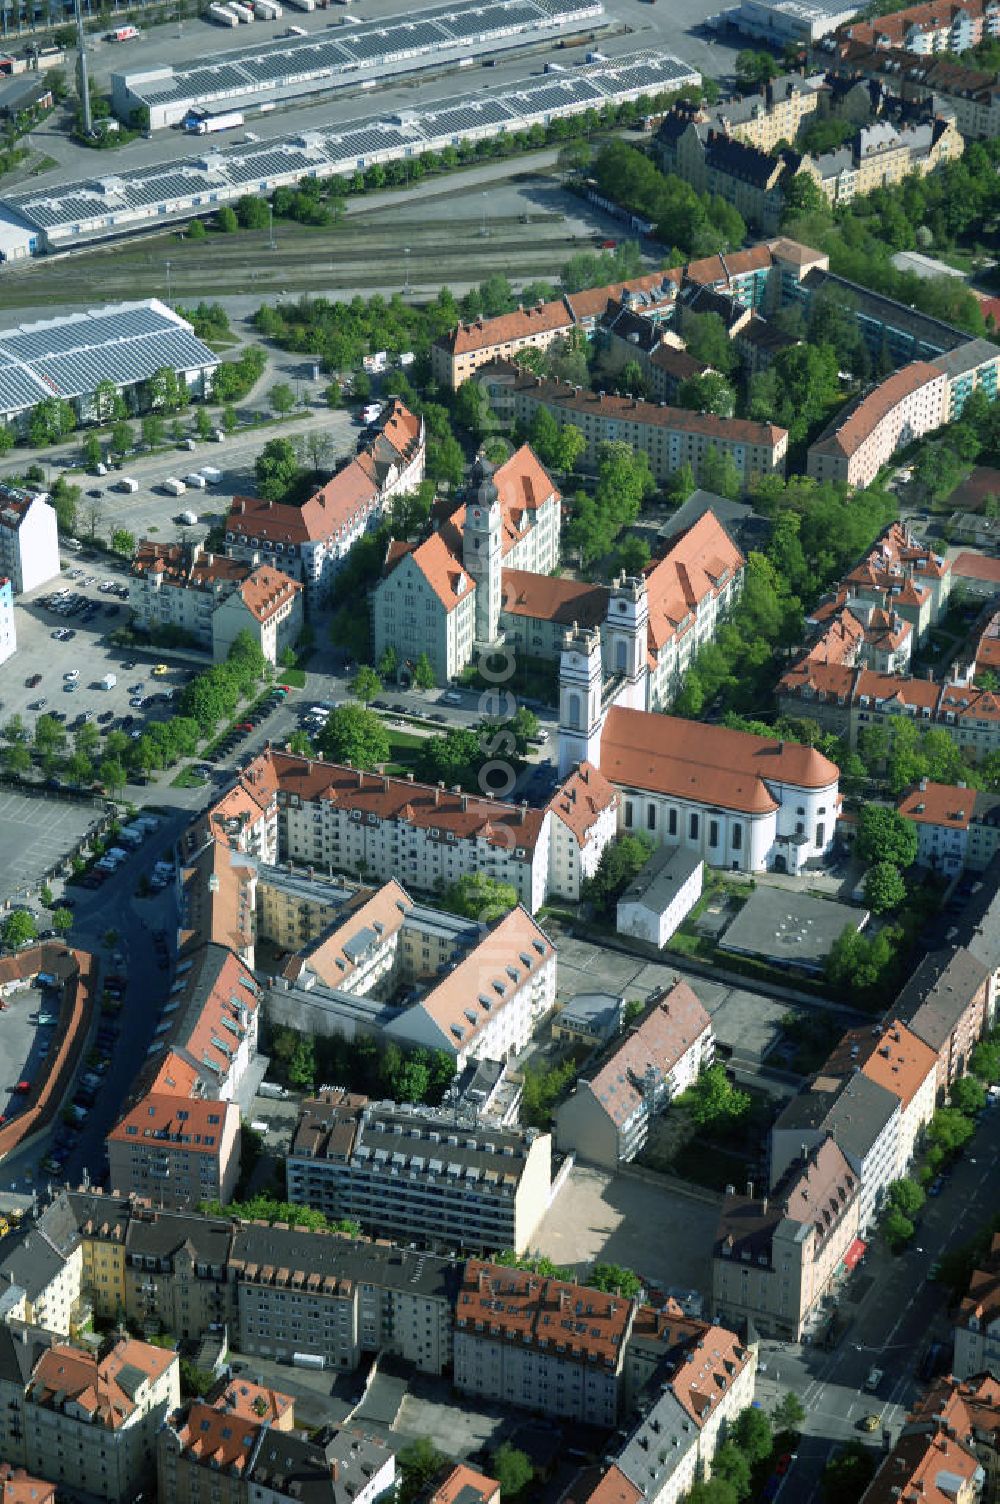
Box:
<box><xmin>843</xmin><ymin>1238</ymin><xmax>866</xmax><ymax>1271</ymax></box>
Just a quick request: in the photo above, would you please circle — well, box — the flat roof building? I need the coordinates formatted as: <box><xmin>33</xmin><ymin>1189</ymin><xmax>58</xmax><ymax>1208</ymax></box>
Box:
<box><xmin>718</xmin><ymin>885</ymin><xmax>868</xmax><ymax>974</ymax></box>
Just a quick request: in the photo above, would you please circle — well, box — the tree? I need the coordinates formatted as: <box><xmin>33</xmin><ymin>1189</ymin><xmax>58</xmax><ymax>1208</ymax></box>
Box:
<box><xmin>287</xmin><ymin>1036</ymin><xmax>316</xmax><ymax>1089</ymax></box>
<box><xmin>398</xmin><ymin>1439</ymin><xmax>446</xmax><ymax>1504</ymax></box>
<box><xmin>141</xmin><ymin>413</ymin><xmax>165</xmax><ymax>449</ymax></box>
<box><xmin>970</xmin><ymin>1037</ymin><xmax>1000</xmax><ymax>1083</ymax></box>
<box><xmin>821</xmin><ymin>1443</ymin><xmax>876</xmax><ymax>1504</ymax></box>
<box><xmin>1</xmin><ymin>910</ymin><xmax>37</xmax><ymax>950</ymax></box>
<box><xmin>883</xmin><ymin>1208</ymin><xmax>915</xmax><ymax>1251</ymax></box>
<box><xmin>377</xmin><ymin>645</ymin><xmax>398</xmax><ymax>682</ymax></box>
<box><xmin>51</xmin><ymin>907</ymin><xmax>74</xmax><ymax>935</ymax></box>
<box><xmin>3</xmin><ymin>743</ymin><xmax>30</xmax><ymax>777</ymax></box>
<box><xmin>681</xmin><ymin>311</ymin><xmax>736</xmax><ymax>374</ymax></box>
<box><xmin>34</xmin><ymin>714</ymin><xmax>66</xmax><ymax>757</ymax></box>
<box><xmin>195</xmin><ymin>406</ymin><xmax>214</xmax><ymax>441</ymax></box>
<box><xmin>412</xmin><ymin>653</ymin><xmax>436</xmax><ymax>690</ymax></box>
<box><xmin>732</xmin><ymin>1406</ymin><xmax>773</xmax><ymax>1467</ymax></box>
<box><xmin>736</xmin><ymin>48</ymin><xmax>778</xmax><ymax>86</ymax></box>
<box><xmin>857</xmin><ymin>805</ymin><xmax>918</xmax><ymax>869</ymax></box>
<box><xmin>269</xmin><ymin>381</ymin><xmax>295</xmax><ymax>416</ymax></box>
<box><xmin>216</xmin><ymin>204</ymin><xmax>238</xmax><ymax>233</ymax></box>
<box><xmin>679</xmin><ymin>1063</ymin><xmax>751</xmax><ymax>1131</ymax></box>
<box><xmin>949</xmin><ymin>1075</ymin><xmax>986</xmax><ymax>1115</ymax></box>
<box><xmin>29</xmin><ymin>396</ymin><xmax>75</xmax><ymax>446</ymax></box>
<box><xmin>677</xmin><ymin>371</ymin><xmax>736</xmax><ymax>417</ymax></box>
<box><xmin>711</xmin><ymin>1443</ymin><xmax>752</xmax><ymax>1501</ymax></box>
<box><xmin>51</xmin><ymin>479</ymin><xmax>79</xmax><ymax>537</ymax></box>
<box><xmin>863</xmin><ymin>861</ymin><xmax>906</xmax><ymax>914</ymax></box>
<box><xmin>350</xmin><ymin>665</ymin><xmax>382</xmax><ymax>704</ymax></box>
<box><xmin>111</xmin><ymin>528</ymin><xmax>136</xmax><ymax>557</ymax></box>
<box><xmin>927</xmin><ymin>1107</ymin><xmax>975</xmax><ymax>1156</ymax></box>
<box><xmin>782</xmin><ymin>171</ymin><xmax>825</xmax><ymax>219</ymax></box>
<box><xmin>887</xmin><ymin>1178</ymin><xmax>925</xmax><ymax>1217</ymax></box>
<box><xmin>255</xmin><ymin>437</ymin><xmax>301</xmax><ymax>503</ymax></box>
<box><xmin>555</xmin><ymin>422</ymin><xmax>586</xmax><ymax>473</ymax></box>
<box><xmin>698</xmin><ymin>443</ymin><xmax>742</xmax><ymax>499</ymax></box>
<box><xmin>110</xmin><ymin>419</ymin><xmax>134</xmax><ymax>456</ymax></box>
<box><xmin>442</xmin><ymin>873</ymin><xmax>518</xmax><ymax>922</ymax></box>
<box><xmin>587</xmin><ymin>1263</ymin><xmax>643</xmax><ymax>1297</ymax></box>
<box><xmin>491</xmin><ymin>1446</ymin><xmax>533</xmax><ymax>1499</ymax></box>
<box><xmin>582</xmin><ymin>833</ymin><xmax>653</xmax><ymax>915</ymax></box>
<box><xmin>774</xmin><ymin>1392</ymin><xmax>806</xmax><ymax>1432</ymax></box>
<box><xmin>317</xmin><ymin>704</ymin><xmax>389</xmax><ymax>770</ymax></box>
<box><xmin>83</xmin><ymin>431</ymin><xmax>102</xmax><ymax>470</ymax></box>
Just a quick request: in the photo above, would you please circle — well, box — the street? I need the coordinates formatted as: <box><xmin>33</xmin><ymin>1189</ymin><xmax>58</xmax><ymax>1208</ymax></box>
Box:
<box><xmin>762</xmin><ymin>1102</ymin><xmax>1000</xmax><ymax>1501</ymax></box>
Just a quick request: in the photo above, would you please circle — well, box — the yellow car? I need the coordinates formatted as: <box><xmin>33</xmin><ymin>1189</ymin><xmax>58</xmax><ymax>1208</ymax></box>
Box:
<box><xmin>152</xmin><ymin>664</ymin><xmax>169</xmax><ymax>677</ymax></box>
<box><xmin>862</xmin><ymin>1415</ymin><xmax>880</xmax><ymax>1433</ymax></box>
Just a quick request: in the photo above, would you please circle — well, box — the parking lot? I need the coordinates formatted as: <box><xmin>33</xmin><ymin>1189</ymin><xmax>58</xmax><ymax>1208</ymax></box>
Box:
<box><xmin>0</xmin><ymin>790</ymin><xmax>99</xmax><ymax>904</ymax></box>
<box><xmin>0</xmin><ymin>985</ymin><xmax>54</xmax><ymax>1146</ymax></box>
<box><xmin>5</xmin><ymin>560</ymin><xmax>195</xmax><ymax>762</ymax></box>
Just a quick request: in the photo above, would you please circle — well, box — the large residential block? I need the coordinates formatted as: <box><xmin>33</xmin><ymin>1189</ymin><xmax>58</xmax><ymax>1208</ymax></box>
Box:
<box><xmin>555</xmin><ymin>982</ymin><xmax>714</xmax><ymax>1171</ymax></box>
<box><xmin>839</xmin><ymin>0</ymin><xmax>1000</xmax><ymax>56</ymax></box>
<box><xmin>14</xmin><ymin>1338</ymin><xmax>179</xmax><ymax>1504</ymax></box>
<box><xmin>129</xmin><ymin>542</ymin><xmax>303</xmax><ymax>665</ymax></box>
<box><xmin>454</xmin><ymin>1261</ymin><xmax>636</xmax><ymax>1426</ymax></box>
<box><xmin>824</xmin><ymin>1020</ymin><xmax>938</xmax><ymax>1177</ymax></box>
<box><xmin>898</xmin><ymin>779</ymin><xmax>1000</xmax><ymax>877</ymax></box>
<box><xmin>223</xmin><ymin>400</ymin><xmax>424</xmax><ymax>608</ymax></box>
<box><xmin>807</xmin><ymin>361</ymin><xmax>947</xmax><ymax>489</ymax></box>
<box><xmin>286</xmin><ymin>1092</ymin><xmax>554</xmax><ymax>1254</ymax></box>
<box><xmin>713</xmin><ymin>1138</ymin><xmax>860</xmax><ymax>1340</ymax></box>
<box><xmin>893</xmin><ymin>945</ymin><xmax>992</xmax><ymax>1096</ymax></box>
<box><xmin>481</xmin><ymin>364</ymin><xmax>788</xmax><ymax>491</ymax></box>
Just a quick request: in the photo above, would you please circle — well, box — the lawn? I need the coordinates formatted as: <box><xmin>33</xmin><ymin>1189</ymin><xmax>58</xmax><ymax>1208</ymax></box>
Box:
<box><xmin>171</xmin><ymin>766</ymin><xmax>208</xmax><ymax>789</ymax></box>
<box><xmin>384</xmin><ymin>728</ymin><xmax>424</xmax><ymax>776</ymax></box>
<box><xmin>278</xmin><ymin>667</ymin><xmax>307</xmax><ymax>689</ymax></box>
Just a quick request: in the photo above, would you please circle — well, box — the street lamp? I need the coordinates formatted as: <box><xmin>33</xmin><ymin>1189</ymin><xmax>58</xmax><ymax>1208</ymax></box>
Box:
<box><xmin>403</xmin><ymin>245</ymin><xmax>411</xmax><ymax>296</ymax></box>
<box><xmin>165</xmin><ymin>258</ymin><xmax>171</xmax><ymax>304</ymax></box>
<box><xmin>268</xmin><ymin>200</ymin><xmax>276</xmax><ymax>252</ymax></box>
<box><xmin>480</xmin><ymin>192</ymin><xmax>489</xmax><ymax>238</ymax></box>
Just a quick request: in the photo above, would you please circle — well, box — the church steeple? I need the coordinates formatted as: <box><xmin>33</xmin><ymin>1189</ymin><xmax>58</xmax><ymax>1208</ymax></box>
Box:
<box><xmin>463</xmin><ymin>456</ymin><xmax>503</xmax><ymax>649</ymax></box>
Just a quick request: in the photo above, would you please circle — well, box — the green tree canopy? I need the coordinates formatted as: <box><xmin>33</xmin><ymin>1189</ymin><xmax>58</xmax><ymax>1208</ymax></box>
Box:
<box><xmin>857</xmin><ymin>804</ymin><xmax>919</xmax><ymax>868</ymax></box>
<box><xmin>2</xmin><ymin>911</ymin><xmax>37</xmax><ymax>949</ymax></box>
<box><xmin>679</xmin><ymin>1063</ymin><xmax>751</xmax><ymax>1131</ymax></box>
<box><xmin>491</xmin><ymin>1446</ymin><xmax>533</xmax><ymax>1499</ymax></box>
<box><xmin>317</xmin><ymin>704</ymin><xmax>390</xmax><ymax>770</ymax></box>
<box><xmin>441</xmin><ymin>873</ymin><xmax>518</xmax><ymax>922</ymax></box>
<box><xmin>863</xmin><ymin>861</ymin><xmax>907</xmax><ymax>914</ymax></box>
<box><xmin>255</xmin><ymin>436</ymin><xmax>302</xmax><ymax>503</ymax></box>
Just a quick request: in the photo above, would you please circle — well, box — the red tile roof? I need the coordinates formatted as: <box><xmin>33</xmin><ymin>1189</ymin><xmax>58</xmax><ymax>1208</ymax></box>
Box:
<box><xmin>683</xmin><ymin>244</ymin><xmax>775</xmax><ymax>286</ymax></box>
<box><xmin>826</xmin><ymin>1019</ymin><xmax>937</xmax><ymax>1110</ymax></box>
<box><xmin>584</xmin><ymin>982</ymin><xmax>711</xmax><ymax>1128</ymax></box>
<box><xmin>953</xmin><ymin>550</ymin><xmax>1000</xmax><ymax>584</ymax></box>
<box><xmin>31</xmin><ymin>1340</ymin><xmax>176</xmax><ymax>1430</ymax></box>
<box><xmin>500</xmin><ymin>569</ymin><xmax>607</xmax><ymax>627</ymax></box>
<box><xmin>108</xmin><ymin>1092</ymin><xmax>236</xmax><ymax>1155</ymax></box>
<box><xmin>644</xmin><ymin>510</ymin><xmax>744</xmax><ymax>653</ymax></box>
<box><xmin>898</xmin><ymin>780</ymin><xmax>974</xmax><ymax>830</ymax></box>
<box><xmin>430</xmin><ymin>1464</ymin><xmax>500</xmax><ymax>1504</ymax></box>
<box><xmin>600</xmin><ymin>707</ymin><xmax>839</xmax><ymax>813</ymax></box>
<box><xmin>547</xmin><ymin>762</ymin><xmax>619</xmax><ymax>842</ymax></box>
<box><xmin>236</xmin><ymin>564</ymin><xmax>302</xmax><ymax>623</ymax></box>
<box><xmin>457</xmin><ymin>1260</ymin><xmax>635</xmax><ymax>1370</ymax></box>
<box><xmin>0</xmin><ymin>1466</ymin><xmax>55</xmax><ymax>1504</ymax></box>
<box><xmin>810</xmin><ymin>362</ymin><xmax>944</xmax><ymax>460</ymax></box>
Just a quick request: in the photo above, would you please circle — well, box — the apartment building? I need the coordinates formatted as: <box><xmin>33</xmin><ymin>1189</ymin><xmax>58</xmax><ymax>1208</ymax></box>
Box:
<box><xmin>859</xmin><ymin>1422</ymin><xmax>984</xmax><ymax>1504</ymax></box>
<box><xmin>106</xmin><ymin>942</ymin><xmax>262</xmax><ymax>1207</ymax></box>
<box><xmin>285</xmin><ymin>1092</ymin><xmax>554</xmax><ymax>1254</ymax></box>
<box><xmin>818</xmin><ymin>40</ymin><xmax>1000</xmax><ymax>139</ymax></box>
<box><xmin>909</xmin><ymin>1373</ymin><xmax>1000</xmax><ymax>1504</ymax></box>
<box><xmin>223</xmin><ymin>399</ymin><xmax>425</xmax><ymax>607</ymax></box>
<box><xmin>713</xmin><ymin>1138</ymin><xmax>860</xmax><ymax>1340</ymax></box>
<box><xmin>0</xmin><ymin>577</ymin><xmax>14</xmax><ymax>666</ymax></box>
<box><xmin>0</xmin><ymin>1466</ymin><xmax>54</xmax><ymax>1504</ymax></box>
<box><xmin>482</xmin><ymin>365</ymin><xmax>788</xmax><ymax>491</ymax></box>
<box><xmin>130</xmin><ymin>542</ymin><xmax>303</xmax><ymax>665</ymax></box>
<box><xmin>770</xmin><ymin>1071</ymin><xmax>900</xmax><ymax>1234</ymax></box>
<box><xmin>824</xmin><ymin>1019</ymin><xmax>938</xmax><ymax>1176</ymax></box>
<box><xmin>0</xmin><ymin>1212</ymin><xmax>84</xmax><ymax>1339</ymax></box>
<box><xmin>372</xmin><ymin>445</ymin><xmax>561</xmax><ymax>684</ymax></box>
<box><xmin>454</xmin><ymin>1261</ymin><xmax>636</xmax><ymax>1426</ymax></box>
<box><xmin>429</xmin><ymin>1465</ymin><xmax>500</xmax><ymax>1504</ymax></box>
<box><xmin>954</xmin><ymin>1233</ymin><xmax>1000</xmax><ymax>1381</ymax></box>
<box><xmin>231</xmin><ymin>1222</ymin><xmax>458</xmax><ymax>1374</ymax></box>
<box><xmin>546</xmin><ymin>762</ymin><xmax>620</xmax><ymax>902</ymax></box>
<box><xmin>841</xmin><ymin>0</ymin><xmax>1000</xmax><ymax>55</ymax></box>
<box><xmin>17</xmin><ymin>1339</ymin><xmax>179</xmax><ymax>1504</ymax></box>
<box><xmin>951</xmin><ymin>855</ymin><xmax>1000</xmax><ymax>1015</ymax></box>
<box><xmin>555</xmin><ymin>982</ymin><xmax>714</xmax><ymax>1171</ymax></box>
<box><xmin>894</xmin><ymin>945</ymin><xmax>992</xmax><ymax>1095</ymax></box>
<box><xmin>158</xmin><ymin>1377</ymin><xmax>395</xmax><ymax>1504</ymax></box>
<box><xmin>898</xmin><ymin>779</ymin><xmax>1000</xmax><ymax>876</ymax></box>
<box><xmin>698</xmin><ymin>73</ymin><xmax>828</xmax><ymax>154</ymax></box>
<box><xmin>778</xmin><ymin>661</ymin><xmax>1000</xmax><ymax>764</ymax></box>
<box><xmin>584</xmin><ymin>1321</ymin><xmax>757</xmax><ymax>1504</ymax></box>
<box><xmin>934</xmin><ymin>338</ymin><xmax>1000</xmax><ymax>420</ymax></box>
<box><xmin>0</xmin><ymin>485</ymin><xmax>58</xmax><ymax>595</ymax></box>
<box><xmin>807</xmin><ymin>361</ymin><xmax>947</xmax><ymax>489</ymax></box>
<box><xmin>430</xmin><ymin>272</ymin><xmax>681</xmax><ymax>389</ymax></box>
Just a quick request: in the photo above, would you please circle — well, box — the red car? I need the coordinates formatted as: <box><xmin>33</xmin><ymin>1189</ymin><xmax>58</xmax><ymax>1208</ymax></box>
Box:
<box><xmin>238</xmin><ymin>722</ymin><xmax>254</xmax><ymax>732</ymax></box>
<box><xmin>277</xmin><ymin>684</ymin><xmax>294</xmax><ymax>693</ymax></box>
<box><xmin>775</xmin><ymin>1455</ymin><xmax>794</xmax><ymax>1477</ymax></box>
<box><xmin>14</xmin><ymin>1081</ymin><xmax>31</xmax><ymax>1094</ymax></box>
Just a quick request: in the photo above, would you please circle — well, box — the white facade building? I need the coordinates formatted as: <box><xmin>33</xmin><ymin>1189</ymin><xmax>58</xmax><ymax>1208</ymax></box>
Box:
<box><xmin>0</xmin><ymin>486</ymin><xmax>59</xmax><ymax>595</ymax></box>
<box><xmin>0</xmin><ymin>575</ymin><xmax>15</xmax><ymax>665</ymax></box>
<box><xmin>617</xmin><ymin>847</ymin><xmax>704</xmax><ymax>948</ymax></box>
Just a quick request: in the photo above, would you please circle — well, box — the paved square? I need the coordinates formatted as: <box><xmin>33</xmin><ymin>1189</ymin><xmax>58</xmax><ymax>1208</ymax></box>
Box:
<box><xmin>531</xmin><ymin>1165</ymin><xmax>719</xmax><ymax>1298</ymax></box>
<box><xmin>0</xmin><ymin>790</ymin><xmax>98</xmax><ymax>904</ymax></box>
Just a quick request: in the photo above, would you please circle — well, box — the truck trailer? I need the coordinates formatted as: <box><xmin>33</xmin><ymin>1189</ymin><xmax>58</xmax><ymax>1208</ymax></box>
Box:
<box><xmin>208</xmin><ymin>3</ymin><xmax>239</xmax><ymax>23</ymax></box>
<box><xmin>162</xmin><ymin>477</ymin><xmax>187</xmax><ymax>496</ymax></box>
<box><xmin>195</xmin><ymin>110</ymin><xmax>245</xmax><ymax>134</ymax></box>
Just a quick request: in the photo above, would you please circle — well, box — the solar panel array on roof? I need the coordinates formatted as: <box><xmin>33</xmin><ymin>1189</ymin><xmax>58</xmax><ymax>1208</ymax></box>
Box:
<box><xmin>0</xmin><ymin>301</ymin><xmax>217</xmax><ymax>415</ymax></box>
<box><xmin>4</xmin><ymin>50</ymin><xmax>699</xmax><ymax>247</ymax></box>
<box><xmin>121</xmin><ymin>0</ymin><xmax>603</xmax><ymax>112</ymax></box>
